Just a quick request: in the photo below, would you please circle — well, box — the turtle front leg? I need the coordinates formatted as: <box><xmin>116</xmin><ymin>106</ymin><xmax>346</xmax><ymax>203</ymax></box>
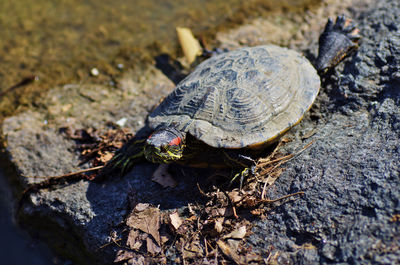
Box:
<box><xmin>232</xmin><ymin>166</ymin><xmax>256</xmax><ymax>190</ymax></box>
<box><xmin>101</xmin><ymin>137</ymin><xmax>147</xmax><ymax>177</ymax></box>
<box><xmin>222</xmin><ymin>150</ymin><xmax>257</xmax><ymax>189</ymax></box>
<box><xmin>315</xmin><ymin>15</ymin><xmax>360</xmax><ymax>73</ymax></box>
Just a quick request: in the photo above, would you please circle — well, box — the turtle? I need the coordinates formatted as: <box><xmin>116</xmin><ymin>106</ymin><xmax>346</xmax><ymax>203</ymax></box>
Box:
<box><xmin>103</xmin><ymin>15</ymin><xmax>360</xmax><ymax>183</ymax></box>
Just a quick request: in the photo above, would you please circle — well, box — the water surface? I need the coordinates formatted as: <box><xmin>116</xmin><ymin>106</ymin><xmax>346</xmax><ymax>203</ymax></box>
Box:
<box><xmin>0</xmin><ymin>0</ymin><xmax>317</xmax><ymax>117</ymax></box>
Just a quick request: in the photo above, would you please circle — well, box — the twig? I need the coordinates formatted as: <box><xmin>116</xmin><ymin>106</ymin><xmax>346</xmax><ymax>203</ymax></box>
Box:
<box><xmin>261</xmin><ymin>191</ymin><xmax>304</xmax><ymax>204</ymax></box>
<box><xmin>196</xmin><ymin>183</ymin><xmax>209</xmax><ymax>197</ymax></box>
<box><xmin>257</xmin><ymin>140</ymin><xmax>315</xmax><ymax>168</ymax></box>
<box><xmin>98</xmin><ymin>238</ymin><xmax>122</xmax><ymax>249</ymax></box>
<box><xmin>19</xmin><ymin>165</ymin><xmax>104</xmax><ymax>213</ymax></box>
<box><xmin>24</xmin><ymin>165</ymin><xmax>104</xmax><ymax>179</ymax></box>
<box><xmin>261</xmin><ymin>180</ymin><xmax>268</xmax><ymax>200</ymax></box>
<box><xmin>222</xmin><ymin>190</ymin><xmax>238</xmax><ymax>219</ymax></box>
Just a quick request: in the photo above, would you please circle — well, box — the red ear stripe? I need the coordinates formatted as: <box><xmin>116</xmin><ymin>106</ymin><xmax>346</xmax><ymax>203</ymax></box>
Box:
<box><xmin>169</xmin><ymin>137</ymin><xmax>182</xmax><ymax>146</ymax></box>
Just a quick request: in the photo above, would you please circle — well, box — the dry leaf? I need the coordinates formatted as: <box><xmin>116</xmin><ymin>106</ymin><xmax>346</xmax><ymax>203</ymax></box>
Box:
<box><xmin>250</xmin><ymin>208</ymin><xmax>266</xmax><ymax>216</ymax></box>
<box><xmin>215</xmin><ymin>218</ymin><xmax>224</xmax><ymax>233</ymax></box>
<box><xmin>264</xmin><ymin>174</ymin><xmax>280</xmax><ymax>187</ymax></box>
<box><xmin>152</xmin><ymin>164</ymin><xmax>177</xmax><ymax>188</ymax></box>
<box><xmin>161</xmin><ymin>235</ymin><xmax>170</xmax><ymax>245</ymax></box>
<box><xmin>99</xmin><ymin>151</ymin><xmax>113</xmax><ymax>163</ymax></box>
<box><xmin>390</xmin><ymin>214</ymin><xmax>400</xmax><ymax>222</ymax></box>
<box><xmin>217</xmin><ymin>240</ymin><xmax>241</xmax><ymax>265</ymax></box>
<box><xmin>228</xmin><ymin>190</ymin><xmax>243</xmax><ymax>203</ymax></box>
<box><xmin>126</xmin><ymin>207</ymin><xmax>161</xmax><ymax>246</ymax></box>
<box><xmin>223</xmin><ymin>226</ymin><xmax>246</xmax><ymax>239</ymax></box>
<box><xmin>227</xmin><ymin>239</ymin><xmax>240</xmax><ymax>251</ymax></box>
<box><xmin>146</xmin><ymin>237</ymin><xmax>162</xmax><ymax>255</ymax></box>
<box><xmin>114</xmin><ymin>250</ymin><xmax>135</xmax><ymax>263</ymax></box>
<box><xmin>176</xmin><ymin>27</ymin><xmax>202</xmax><ymax>64</ymax></box>
<box><xmin>181</xmin><ymin>236</ymin><xmax>204</xmax><ymax>259</ymax></box>
<box><xmin>169</xmin><ymin>212</ymin><xmax>183</xmax><ymax>230</ymax></box>
<box><xmin>206</xmin><ymin>207</ymin><xmax>233</xmax><ymax>217</ymax></box>
<box><xmin>203</xmin><ymin>219</ymin><xmax>223</xmax><ymax>237</ymax></box>
<box><xmin>243</xmin><ymin>252</ymin><xmax>263</xmax><ymax>264</ymax></box>
<box><xmin>126</xmin><ymin>229</ymin><xmax>143</xmax><ymax>250</ymax></box>
<box><xmin>127</xmin><ymin>256</ymin><xmax>147</xmax><ymax>265</ymax></box>
<box><xmin>134</xmin><ymin>203</ymin><xmax>150</xmax><ymax>212</ymax></box>
<box><xmin>240</xmin><ymin>196</ymin><xmax>258</xmax><ymax>208</ymax></box>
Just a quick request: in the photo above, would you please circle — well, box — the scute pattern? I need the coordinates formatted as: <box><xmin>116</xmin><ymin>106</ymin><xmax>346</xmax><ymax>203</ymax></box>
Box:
<box><xmin>148</xmin><ymin>45</ymin><xmax>320</xmax><ymax>148</ymax></box>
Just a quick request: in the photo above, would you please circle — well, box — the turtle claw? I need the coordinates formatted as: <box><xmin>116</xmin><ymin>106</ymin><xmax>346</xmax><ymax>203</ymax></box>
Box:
<box><xmin>316</xmin><ymin>14</ymin><xmax>360</xmax><ymax>73</ymax></box>
<box><xmin>335</xmin><ymin>15</ymin><xmax>361</xmax><ymax>40</ymax></box>
<box><xmin>335</xmin><ymin>15</ymin><xmax>347</xmax><ymax>29</ymax></box>
<box><xmin>230</xmin><ymin>165</ymin><xmax>256</xmax><ymax>190</ymax></box>
<box><xmin>99</xmin><ymin>153</ymin><xmax>129</xmax><ymax>178</ymax></box>
<box><xmin>99</xmin><ymin>138</ymin><xmax>146</xmax><ymax>178</ymax></box>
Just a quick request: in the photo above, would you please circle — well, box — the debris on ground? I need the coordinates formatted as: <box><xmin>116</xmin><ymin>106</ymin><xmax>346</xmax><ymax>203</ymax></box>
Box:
<box><xmin>61</xmin><ymin>126</ymin><xmax>133</xmax><ymax>168</ymax></box>
<box><xmin>69</xmin><ymin>130</ymin><xmax>306</xmax><ymax>264</ymax></box>
<box><xmin>151</xmin><ymin>164</ymin><xmax>178</xmax><ymax>188</ymax></box>
<box><xmin>20</xmin><ymin>127</ymin><xmax>307</xmax><ymax>264</ymax></box>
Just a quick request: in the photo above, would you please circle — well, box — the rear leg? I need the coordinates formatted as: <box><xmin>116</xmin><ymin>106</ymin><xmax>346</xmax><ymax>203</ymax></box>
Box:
<box><xmin>315</xmin><ymin>15</ymin><xmax>360</xmax><ymax>73</ymax></box>
<box><xmin>222</xmin><ymin>150</ymin><xmax>257</xmax><ymax>189</ymax></box>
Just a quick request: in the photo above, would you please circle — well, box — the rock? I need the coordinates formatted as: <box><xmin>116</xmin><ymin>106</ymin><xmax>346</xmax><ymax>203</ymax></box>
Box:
<box><xmin>2</xmin><ymin>0</ymin><xmax>399</xmax><ymax>264</ymax></box>
<box><xmin>249</xmin><ymin>1</ymin><xmax>400</xmax><ymax>264</ymax></box>
<box><xmin>3</xmin><ymin>67</ymin><xmax>176</xmax><ymax>264</ymax></box>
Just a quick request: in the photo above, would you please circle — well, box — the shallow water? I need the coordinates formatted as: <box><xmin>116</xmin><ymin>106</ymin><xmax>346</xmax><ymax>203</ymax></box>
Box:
<box><xmin>0</xmin><ymin>0</ymin><xmax>318</xmax><ymax>117</ymax></box>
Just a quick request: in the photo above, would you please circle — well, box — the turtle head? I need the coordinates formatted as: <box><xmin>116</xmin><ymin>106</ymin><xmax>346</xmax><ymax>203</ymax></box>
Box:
<box><xmin>144</xmin><ymin>127</ymin><xmax>186</xmax><ymax>164</ymax></box>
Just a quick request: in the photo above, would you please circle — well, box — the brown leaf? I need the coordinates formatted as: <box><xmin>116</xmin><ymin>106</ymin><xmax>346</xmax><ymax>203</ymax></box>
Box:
<box><xmin>240</xmin><ymin>196</ymin><xmax>258</xmax><ymax>208</ymax></box>
<box><xmin>161</xmin><ymin>235</ymin><xmax>170</xmax><ymax>245</ymax></box>
<box><xmin>99</xmin><ymin>151</ymin><xmax>113</xmax><ymax>163</ymax></box>
<box><xmin>218</xmin><ymin>239</ymin><xmax>262</xmax><ymax>265</ymax></box>
<box><xmin>114</xmin><ymin>250</ymin><xmax>135</xmax><ymax>263</ymax></box>
<box><xmin>226</xmin><ymin>239</ymin><xmax>240</xmax><ymax>251</ymax></box>
<box><xmin>169</xmin><ymin>212</ymin><xmax>183</xmax><ymax>231</ymax></box>
<box><xmin>146</xmin><ymin>237</ymin><xmax>162</xmax><ymax>255</ymax></box>
<box><xmin>390</xmin><ymin>214</ymin><xmax>400</xmax><ymax>222</ymax></box>
<box><xmin>228</xmin><ymin>190</ymin><xmax>243</xmax><ymax>203</ymax></box>
<box><xmin>127</xmin><ymin>255</ymin><xmax>147</xmax><ymax>265</ymax></box>
<box><xmin>126</xmin><ymin>229</ymin><xmax>143</xmax><ymax>251</ymax></box>
<box><xmin>134</xmin><ymin>203</ymin><xmax>150</xmax><ymax>212</ymax></box>
<box><xmin>217</xmin><ymin>240</ymin><xmax>241</xmax><ymax>265</ymax></box>
<box><xmin>205</xmin><ymin>207</ymin><xmax>234</xmax><ymax>217</ymax></box>
<box><xmin>223</xmin><ymin>226</ymin><xmax>246</xmax><ymax>239</ymax></box>
<box><xmin>126</xmin><ymin>206</ymin><xmax>161</xmax><ymax>246</ymax></box>
<box><xmin>263</xmin><ymin>172</ymin><xmax>281</xmax><ymax>187</ymax></box>
<box><xmin>176</xmin><ymin>27</ymin><xmax>202</xmax><ymax>64</ymax></box>
<box><xmin>215</xmin><ymin>217</ymin><xmax>224</xmax><ymax>233</ymax></box>
<box><xmin>243</xmin><ymin>252</ymin><xmax>263</xmax><ymax>264</ymax></box>
<box><xmin>181</xmin><ymin>235</ymin><xmax>204</xmax><ymax>260</ymax></box>
<box><xmin>151</xmin><ymin>164</ymin><xmax>177</xmax><ymax>188</ymax></box>
<box><xmin>250</xmin><ymin>208</ymin><xmax>266</xmax><ymax>216</ymax></box>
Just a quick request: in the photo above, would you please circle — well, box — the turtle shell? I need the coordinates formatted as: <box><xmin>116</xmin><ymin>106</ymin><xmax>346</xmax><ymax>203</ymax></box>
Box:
<box><xmin>148</xmin><ymin>45</ymin><xmax>320</xmax><ymax>149</ymax></box>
